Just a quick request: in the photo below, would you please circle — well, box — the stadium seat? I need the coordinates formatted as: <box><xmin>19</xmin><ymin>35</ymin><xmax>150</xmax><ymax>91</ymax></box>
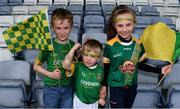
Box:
<box><xmin>14</xmin><ymin>15</ymin><xmax>31</xmax><ymax>24</ymax></box>
<box><xmin>83</xmin><ymin>15</ymin><xmax>105</xmax><ymax>33</ymax></box>
<box><xmin>69</xmin><ymin>32</ymin><xmax>79</xmax><ymax>43</ymax></box>
<box><xmin>53</xmin><ymin>0</ymin><xmax>68</xmax><ymax>6</ymax></box>
<box><xmin>23</xmin><ymin>0</ymin><xmax>37</xmax><ymax>5</ymax></box>
<box><xmin>163</xmin><ymin>7</ymin><xmax>179</xmax><ymax>17</ymax></box>
<box><xmin>0</xmin><ymin>6</ymin><xmax>11</xmax><ymax>15</ymax></box>
<box><xmin>86</xmin><ymin>0</ymin><xmax>100</xmax><ymax>5</ymax></box>
<box><xmin>176</xmin><ymin>18</ymin><xmax>180</xmax><ymax>31</ymax></box>
<box><xmin>141</xmin><ymin>6</ymin><xmax>160</xmax><ymax>16</ymax></box>
<box><xmin>0</xmin><ymin>79</ymin><xmax>27</xmax><ymax>108</ymax></box>
<box><xmin>0</xmin><ymin>48</ymin><xmax>14</xmax><ymax>62</ymax></box>
<box><xmin>0</xmin><ymin>0</ymin><xmax>8</xmax><ymax>6</ymax></box>
<box><xmin>82</xmin><ymin>32</ymin><xmax>107</xmax><ymax>45</ymax></box>
<box><xmin>85</xmin><ymin>4</ymin><xmax>102</xmax><ymax>15</ymax></box>
<box><xmin>69</xmin><ymin>0</ymin><xmax>84</xmax><ymax>6</ymax></box>
<box><xmin>132</xmin><ymin>83</ymin><xmax>164</xmax><ymax>108</ymax></box>
<box><xmin>153</xmin><ymin>16</ymin><xmax>176</xmax><ymax>30</ymax></box>
<box><xmin>23</xmin><ymin>49</ymin><xmax>39</xmax><ymax>65</ymax></box>
<box><xmin>138</xmin><ymin>70</ymin><xmax>159</xmax><ymax>84</ymax></box>
<box><xmin>0</xmin><ymin>60</ymin><xmax>31</xmax><ymax>85</ymax></box>
<box><xmin>101</xmin><ymin>0</ymin><xmax>116</xmax><ymax>6</ymax></box>
<box><xmin>11</xmin><ymin>6</ymin><xmax>29</xmax><ymax>15</ymax></box>
<box><xmin>133</xmin><ymin>0</ymin><xmax>149</xmax><ymax>6</ymax></box>
<box><xmin>67</xmin><ymin>4</ymin><xmax>83</xmax><ymax>16</ymax></box>
<box><xmin>38</xmin><ymin>0</ymin><xmax>52</xmax><ymax>5</ymax></box>
<box><xmin>116</xmin><ymin>0</ymin><xmax>133</xmax><ymax>5</ymax></box>
<box><xmin>150</xmin><ymin>0</ymin><xmax>165</xmax><ymax>7</ymax></box>
<box><xmin>30</xmin><ymin>80</ymin><xmax>44</xmax><ymax>108</ymax></box>
<box><xmin>48</xmin><ymin>5</ymin><xmax>66</xmax><ymax>15</ymax></box>
<box><xmin>136</xmin><ymin>16</ymin><xmax>154</xmax><ymax>28</ymax></box>
<box><xmin>128</xmin><ymin>6</ymin><xmax>140</xmax><ymax>16</ymax></box>
<box><xmin>134</xmin><ymin>16</ymin><xmax>153</xmax><ymax>35</ymax></box>
<box><xmin>73</xmin><ymin>15</ymin><xmax>81</xmax><ymax>29</ymax></box>
<box><xmin>0</xmin><ymin>16</ymin><xmax>14</xmax><ymax>27</ymax></box>
<box><xmin>162</xmin><ymin>64</ymin><xmax>180</xmax><ymax>89</ymax></box>
<box><xmin>72</xmin><ymin>15</ymin><xmax>81</xmax><ymax>35</ymax></box>
<box><xmin>8</xmin><ymin>0</ymin><xmax>23</xmax><ymax>6</ymax></box>
<box><xmin>165</xmin><ymin>0</ymin><xmax>180</xmax><ymax>7</ymax></box>
<box><xmin>28</xmin><ymin>6</ymin><xmax>48</xmax><ymax>15</ymax></box>
<box><xmin>102</xmin><ymin>5</ymin><xmax>115</xmax><ymax>16</ymax></box>
<box><xmin>167</xmin><ymin>83</ymin><xmax>180</xmax><ymax>108</ymax></box>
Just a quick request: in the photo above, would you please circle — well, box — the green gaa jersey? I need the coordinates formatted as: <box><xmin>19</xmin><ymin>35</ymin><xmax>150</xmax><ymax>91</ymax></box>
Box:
<box><xmin>103</xmin><ymin>35</ymin><xmax>144</xmax><ymax>87</ymax></box>
<box><xmin>35</xmin><ymin>38</ymin><xmax>74</xmax><ymax>86</ymax></box>
<box><xmin>71</xmin><ymin>62</ymin><xmax>104</xmax><ymax>104</ymax></box>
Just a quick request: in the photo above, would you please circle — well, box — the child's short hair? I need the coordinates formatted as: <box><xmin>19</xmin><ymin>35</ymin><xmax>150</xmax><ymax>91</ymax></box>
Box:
<box><xmin>82</xmin><ymin>39</ymin><xmax>103</xmax><ymax>58</ymax></box>
<box><xmin>51</xmin><ymin>8</ymin><xmax>73</xmax><ymax>27</ymax></box>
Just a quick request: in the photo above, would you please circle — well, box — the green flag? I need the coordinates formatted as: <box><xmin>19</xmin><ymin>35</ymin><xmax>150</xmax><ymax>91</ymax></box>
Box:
<box><xmin>3</xmin><ymin>9</ymin><xmax>53</xmax><ymax>54</ymax></box>
<box><xmin>173</xmin><ymin>32</ymin><xmax>180</xmax><ymax>62</ymax></box>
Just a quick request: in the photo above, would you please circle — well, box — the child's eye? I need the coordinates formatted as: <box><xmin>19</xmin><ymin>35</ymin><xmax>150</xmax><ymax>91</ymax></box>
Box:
<box><xmin>126</xmin><ymin>23</ymin><xmax>132</xmax><ymax>27</ymax></box>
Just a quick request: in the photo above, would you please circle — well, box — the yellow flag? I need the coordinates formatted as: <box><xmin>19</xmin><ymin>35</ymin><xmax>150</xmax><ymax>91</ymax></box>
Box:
<box><xmin>140</xmin><ymin>22</ymin><xmax>176</xmax><ymax>63</ymax></box>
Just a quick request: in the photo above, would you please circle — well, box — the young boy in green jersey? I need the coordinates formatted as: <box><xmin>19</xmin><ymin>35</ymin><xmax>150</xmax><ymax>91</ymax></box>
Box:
<box><xmin>62</xmin><ymin>39</ymin><xmax>106</xmax><ymax>109</ymax></box>
<box><xmin>33</xmin><ymin>8</ymin><xmax>75</xmax><ymax>108</ymax></box>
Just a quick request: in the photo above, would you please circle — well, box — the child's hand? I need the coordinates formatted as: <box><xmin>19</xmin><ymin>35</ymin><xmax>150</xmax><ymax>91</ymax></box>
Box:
<box><xmin>49</xmin><ymin>69</ymin><xmax>61</xmax><ymax>79</ymax></box>
<box><xmin>119</xmin><ymin>61</ymin><xmax>135</xmax><ymax>74</ymax></box>
<box><xmin>98</xmin><ymin>98</ymin><xmax>105</xmax><ymax>106</ymax></box>
<box><xmin>73</xmin><ymin>43</ymin><xmax>81</xmax><ymax>51</ymax></box>
<box><xmin>162</xmin><ymin>64</ymin><xmax>173</xmax><ymax>75</ymax></box>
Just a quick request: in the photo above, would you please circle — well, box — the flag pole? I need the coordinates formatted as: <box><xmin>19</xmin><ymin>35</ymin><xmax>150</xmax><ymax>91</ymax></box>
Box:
<box><xmin>45</xmin><ymin>8</ymin><xmax>58</xmax><ymax>69</ymax></box>
<box><xmin>158</xmin><ymin>74</ymin><xmax>166</xmax><ymax>86</ymax></box>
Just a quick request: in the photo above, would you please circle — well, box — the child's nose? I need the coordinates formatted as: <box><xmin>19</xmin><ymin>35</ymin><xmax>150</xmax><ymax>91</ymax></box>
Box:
<box><xmin>123</xmin><ymin>26</ymin><xmax>127</xmax><ymax>31</ymax></box>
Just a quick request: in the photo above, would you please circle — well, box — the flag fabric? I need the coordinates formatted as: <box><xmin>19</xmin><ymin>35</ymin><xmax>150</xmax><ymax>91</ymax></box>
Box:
<box><xmin>140</xmin><ymin>22</ymin><xmax>180</xmax><ymax>63</ymax></box>
<box><xmin>3</xmin><ymin>9</ymin><xmax>53</xmax><ymax>54</ymax></box>
<box><xmin>173</xmin><ymin>32</ymin><xmax>180</xmax><ymax>61</ymax></box>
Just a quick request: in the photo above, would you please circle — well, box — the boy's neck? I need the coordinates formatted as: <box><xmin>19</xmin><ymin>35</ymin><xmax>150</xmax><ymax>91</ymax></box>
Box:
<box><xmin>55</xmin><ymin>38</ymin><xmax>68</xmax><ymax>44</ymax></box>
<box><xmin>88</xmin><ymin>64</ymin><xmax>97</xmax><ymax>69</ymax></box>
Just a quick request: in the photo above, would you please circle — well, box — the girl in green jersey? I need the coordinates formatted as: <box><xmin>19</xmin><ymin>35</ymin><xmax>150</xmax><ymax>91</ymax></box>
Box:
<box><xmin>101</xmin><ymin>5</ymin><xmax>173</xmax><ymax>108</ymax></box>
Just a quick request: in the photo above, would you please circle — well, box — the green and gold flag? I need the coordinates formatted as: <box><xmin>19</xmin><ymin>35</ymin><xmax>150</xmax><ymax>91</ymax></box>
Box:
<box><xmin>3</xmin><ymin>9</ymin><xmax>53</xmax><ymax>54</ymax></box>
<box><xmin>140</xmin><ymin>22</ymin><xmax>180</xmax><ymax>63</ymax></box>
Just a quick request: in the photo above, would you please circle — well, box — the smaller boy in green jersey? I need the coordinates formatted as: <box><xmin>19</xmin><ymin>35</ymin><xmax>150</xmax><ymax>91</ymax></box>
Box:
<box><xmin>63</xmin><ymin>39</ymin><xmax>106</xmax><ymax>109</ymax></box>
<box><xmin>33</xmin><ymin>8</ymin><xmax>75</xmax><ymax>108</ymax></box>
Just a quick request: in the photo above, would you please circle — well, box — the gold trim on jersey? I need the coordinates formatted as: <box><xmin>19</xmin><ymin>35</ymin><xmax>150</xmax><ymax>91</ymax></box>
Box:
<box><xmin>107</xmin><ymin>34</ymin><xmax>141</xmax><ymax>46</ymax></box>
<box><xmin>66</xmin><ymin>63</ymin><xmax>75</xmax><ymax>77</ymax></box>
<box><xmin>106</xmin><ymin>35</ymin><xmax>121</xmax><ymax>46</ymax></box>
<box><xmin>34</xmin><ymin>58</ymin><xmax>42</xmax><ymax>65</ymax></box>
<box><xmin>102</xmin><ymin>57</ymin><xmax>110</xmax><ymax>64</ymax></box>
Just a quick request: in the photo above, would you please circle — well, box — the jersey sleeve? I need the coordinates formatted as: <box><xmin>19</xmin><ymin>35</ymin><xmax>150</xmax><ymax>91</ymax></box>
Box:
<box><xmin>103</xmin><ymin>44</ymin><xmax>110</xmax><ymax>64</ymax></box>
<box><xmin>34</xmin><ymin>50</ymin><xmax>49</xmax><ymax>65</ymax></box>
<box><xmin>66</xmin><ymin>62</ymin><xmax>79</xmax><ymax>77</ymax></box>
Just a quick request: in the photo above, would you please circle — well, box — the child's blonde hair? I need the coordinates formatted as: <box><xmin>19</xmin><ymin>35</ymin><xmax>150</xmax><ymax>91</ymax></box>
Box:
<box><xmin>82</xmin><ymin>39</ymin><xmax>103</xmax><ymax>58</ymax></box>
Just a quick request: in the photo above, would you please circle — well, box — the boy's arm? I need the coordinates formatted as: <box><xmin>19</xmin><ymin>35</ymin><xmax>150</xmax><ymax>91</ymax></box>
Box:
<box><xmin>33</xmin><ymin>63</ymin><xmax>61</xmax><ymax>79</ymax></box>
<box><xmin>63</xmin><ymin>43</ymin><xmax>81</xmax><ymax>70</ymax></box>
<box><xmin>100</xmin><ymin>86</ymin><xmax>106</xmax><ymax>99</ymax></box>
<box><xmin>98</xmin><ymin>86</ymin><xmax>106</xmax><ymax>106</ymax></box>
